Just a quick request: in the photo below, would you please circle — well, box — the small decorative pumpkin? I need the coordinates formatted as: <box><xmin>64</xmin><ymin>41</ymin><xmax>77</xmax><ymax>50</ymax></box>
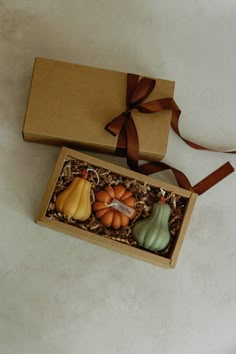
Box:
<box><xmin>56</xmin><ymin>169</ymin><xmax>91</xmax><ymax>221</ymax></box>
<box><xmin>93</xmin><ymin>185</ymin><xmax>136</xmax><ymax>229</ymax></box>
<box><xmin>132</xmin><ymin>197</ymin><xmax>171</xmax><ymax>251</ymax></box>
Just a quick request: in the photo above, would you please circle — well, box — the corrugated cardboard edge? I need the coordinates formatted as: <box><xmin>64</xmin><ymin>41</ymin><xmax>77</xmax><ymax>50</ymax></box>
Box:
<box><xmin>23</xmin><ymin>132</ymin><xmax>165</xmax><ymax>161</ymax></box>
<box><xmin>37</xmin><ymin>217</ymin><xmax>171</xmax><ymax>268</ymax></box>
<box><xmin>35</xmin><ymin>56</ymin><xmax>176</xmax><ymax>83</ymax></box>
<box><xmin>22</xmin><ymin>58</ymin><xmax>38</xmax><ymax>141</ymax></box>
<box><xmin>36</xmin><ymin>147</ymin><xmax>197</xmax><ymax>268</ymax></box>
<box><xmin>170</xmin><ymin>192</ymin><xmax>198</xmax><ymax>268</ymax></box>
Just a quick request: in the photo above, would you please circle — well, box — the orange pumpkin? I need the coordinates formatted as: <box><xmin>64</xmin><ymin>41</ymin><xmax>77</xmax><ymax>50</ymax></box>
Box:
<box><xmin>93</xmin><ymin>185</ymin><xmax>136</xmax><ymax>229</ymax></box>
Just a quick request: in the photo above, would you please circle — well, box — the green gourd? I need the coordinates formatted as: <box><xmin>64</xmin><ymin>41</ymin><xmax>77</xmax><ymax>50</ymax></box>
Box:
<box><xmin>133</xmin><ymin>197</ymin><xmax>171</xmax><ymax>251</ymax></box>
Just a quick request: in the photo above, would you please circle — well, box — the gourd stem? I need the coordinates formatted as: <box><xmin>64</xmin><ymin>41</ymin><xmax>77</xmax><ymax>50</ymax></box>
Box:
<box><xmin>160</xmin><ymin>196</ymin><xmax>166</xmax><ymax>203</ymax></box>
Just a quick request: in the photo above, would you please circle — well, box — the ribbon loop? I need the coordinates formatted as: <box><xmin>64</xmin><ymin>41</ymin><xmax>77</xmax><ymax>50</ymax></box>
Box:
<box><xmin>126</xmin><ymin>74</ymin><xmax>139</xmax><ymax>106</ymax></box>
<box><xmin>129</xmin><ymin>77</ymin><xmax>156</xmax><ymax>106</ymax></box>
<box><xmin>105</xmin><ymin>114</ymin><xmax>127</xmax><ymax>136</ymax></box>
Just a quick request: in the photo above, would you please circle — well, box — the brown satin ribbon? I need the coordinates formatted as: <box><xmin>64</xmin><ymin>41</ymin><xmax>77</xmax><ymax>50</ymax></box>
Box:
<box><xmin>105</xmin><ymin>74</ymin><xmax>155</xmax><ymax>170</ymax></box>
<box><xmin>105</xmin><ymin>74</ymin><xmax>235</xmax><ymax>195</ymax></box>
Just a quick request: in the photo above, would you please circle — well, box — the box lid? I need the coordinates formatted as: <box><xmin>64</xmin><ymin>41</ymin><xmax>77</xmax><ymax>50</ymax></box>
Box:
<box><xmin>23</xmin><ymin>58</ymin><xmax>175</xmax><ymax>161</ymax></box>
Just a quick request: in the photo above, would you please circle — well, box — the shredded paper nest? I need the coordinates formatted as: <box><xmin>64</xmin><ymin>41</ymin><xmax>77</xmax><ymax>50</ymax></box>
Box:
<box><xmin>46</xmin><ymin>157</ymin><xmax>187</xmax><ymax>258</ymax></box>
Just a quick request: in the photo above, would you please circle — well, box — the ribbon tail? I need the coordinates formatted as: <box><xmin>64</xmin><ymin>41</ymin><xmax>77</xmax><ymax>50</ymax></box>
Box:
<box><xmin>137</xmin><ymin>161</ymin><xmax>235</xmax><ymax>195</ymax></box>
<box><xmin>106</xmin><ymin>112</ymin><xmax>140</xmax><ymax>164</ymax></box>
<box><xmin>138</xmin><ymin>162</ymin><xmax>192</xmax><ymax>190</ymax></box>
<box><xmin>105</xmin><ymin>114</ymin><xmax>127</xmax><ymax>136</ymax></box>
<box><xmin>105</xmin><ymin>113</ymin><xmax>128</xmax><ymax>156</ymax></box>
<box><xmin>115</xmin><ymin>125</ymin><xmax>128</xmax><ymax>156</ymax></box>
<box><xmin>192</xmin><ymin>162</ymin><xmax>235</xmax><ymax>195</ymax></box>
<box><xmin>170</xmin><ymin>106</ymin><xmax>215</xmax><ymax>151</ymax></box>
<box><xmin>124</xmin><ymin>113</ymin><xmax>139</xmax><ymax>171</ymax></box>
<box><xmin>170</xmin><ymin>101</ymin><xmax>236</xmax><ymax>153</ymax></box>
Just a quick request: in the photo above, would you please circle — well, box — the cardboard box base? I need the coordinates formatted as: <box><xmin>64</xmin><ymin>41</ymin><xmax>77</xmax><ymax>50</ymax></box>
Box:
<box><xmin>36</xmin><ymin>147</ymin><xmax>197</xmax><ymax>268</ymax></box>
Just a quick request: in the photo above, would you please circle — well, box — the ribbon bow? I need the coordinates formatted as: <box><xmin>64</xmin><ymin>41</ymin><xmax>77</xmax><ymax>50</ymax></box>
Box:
<box><xmin>105</xmin><ymin>74</ymin><xmax>162</xmax><ymax>170</ymax></box>
<box><xmin>105</xmin><ymin>74</ymin><xmax>235</xmax><ymax>195</ymax></box>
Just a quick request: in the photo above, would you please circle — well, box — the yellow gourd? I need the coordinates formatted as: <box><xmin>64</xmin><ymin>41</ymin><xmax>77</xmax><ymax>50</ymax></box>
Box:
<box><xmin>56</xmin><ymin>170</ymin><xmax>91</xmax><ymax>221</ymax></box>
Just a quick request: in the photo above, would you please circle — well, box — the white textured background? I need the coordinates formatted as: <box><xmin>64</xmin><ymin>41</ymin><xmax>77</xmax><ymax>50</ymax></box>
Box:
<box><xmin>0</xmin><ymin>1</ymin><xmax>236</xmax><ymax>353</ymax></box>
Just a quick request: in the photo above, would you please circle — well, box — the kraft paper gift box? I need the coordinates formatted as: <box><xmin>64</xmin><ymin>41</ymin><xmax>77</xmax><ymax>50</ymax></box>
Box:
<box><xmin>23</xmin><ymin>57</ymin><xmax>175</xmax><ymax>161</ymax></box>
<box><xmin>36</xmin><ymin>147</ymin><xmax>197</xmax><ymax>268</ymax></box>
